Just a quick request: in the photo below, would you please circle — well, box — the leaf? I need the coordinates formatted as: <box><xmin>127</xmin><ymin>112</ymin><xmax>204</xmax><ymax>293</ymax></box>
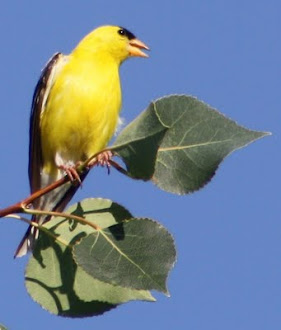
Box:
<box><xmin>25</xmin><ymin>199</ymin><xmax>155</xmax><ymax>318</ymax></box>
<box><xmin>25</xmin><ymin>235</ymin><xmax>116</xmax><ymax>317</ymax></box>
<box><xmin>0</xmin><ymin>324</ymin><xmax>8</xmax><ymax>330</ymax></box>
<box><xmin>112</xmin><ymin>101</ymin><xmax>168</xmax><ymax>180</ymax></box>
<box><xmin>112</xmin><ymin>95</ymin><xmax>270</xmax><ymax>194</ymax></box>
<box><xmin>73</xmin><ymin>218</ymin><xmax>176</xmax><ymax>295</ymax></box>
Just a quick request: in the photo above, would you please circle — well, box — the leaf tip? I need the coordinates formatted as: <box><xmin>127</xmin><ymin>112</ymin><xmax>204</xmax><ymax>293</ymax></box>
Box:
<box><xmin>164</xmin><ymin>289</ymin><xmax>171</xmax><ymax>297</ymax></box>
<box><xmin>263</xmin><ymin>131</ymin><xmax>272</xmax><ymax>137</ymax></box>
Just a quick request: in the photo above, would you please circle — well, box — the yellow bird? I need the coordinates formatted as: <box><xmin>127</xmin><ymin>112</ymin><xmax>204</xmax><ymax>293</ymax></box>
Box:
<box><xmin>15</xmin><ymin>25</ymin><xmax>149</xmax><ymax>257</ymax></box>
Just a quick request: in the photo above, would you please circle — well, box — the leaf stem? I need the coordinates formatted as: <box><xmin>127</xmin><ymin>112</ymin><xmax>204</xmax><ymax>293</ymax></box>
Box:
<box><xmin>5</xmin><ymin>214</ymin><xmax>69</xmax><ymax>247</ymax></box>
<box><xmin>23</xmin><ymin>207</ymin><xmax>100</xmax><ymax>231</ymax></box>
<box><xmin>109</xmin><ymin>159</ymin><xmax>131</xmax><ymax>177</ymax></box>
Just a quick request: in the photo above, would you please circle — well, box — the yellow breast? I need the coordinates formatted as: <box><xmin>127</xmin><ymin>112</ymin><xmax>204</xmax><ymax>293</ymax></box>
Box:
<box><xmin>40</xmin><ymin>52</ymin><xmax>121</xmax><ymax>175</ymax></box>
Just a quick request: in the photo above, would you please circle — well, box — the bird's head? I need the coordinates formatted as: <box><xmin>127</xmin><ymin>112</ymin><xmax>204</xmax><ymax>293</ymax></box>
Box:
<box><xmin>74</xmin><ymin>25</ymin><xmax>149</xmax><ymax>63</ymax></box>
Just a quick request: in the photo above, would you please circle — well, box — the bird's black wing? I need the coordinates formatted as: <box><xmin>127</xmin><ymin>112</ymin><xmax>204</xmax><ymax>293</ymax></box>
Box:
<box><xmin>16</xmin><ymin>52</ymin><xmax>91</xmax><ymax>258</ymax></box>
<box><xmin>29</xmin><ymin>52</ymin><xmax>63</xmax><ymax>194</ymax></box>
<box><xmin>14</xmin><ymin>53</ymin><xmax>68</xmax><ymax>258</ymax></box>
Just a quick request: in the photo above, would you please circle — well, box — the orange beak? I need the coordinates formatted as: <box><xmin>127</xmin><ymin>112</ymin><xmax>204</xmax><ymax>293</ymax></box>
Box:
<box><xmin>128</xmin><ymin>38</ymin><xmax>150</xmax><ymax>58</ymax></box>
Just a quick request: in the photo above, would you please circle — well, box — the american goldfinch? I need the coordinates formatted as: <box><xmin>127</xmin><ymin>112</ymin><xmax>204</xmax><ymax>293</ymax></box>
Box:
<box><xmin>15</xmin><ymin>25</ymin><xmax>149</xmax><ymax>257</ymax></box>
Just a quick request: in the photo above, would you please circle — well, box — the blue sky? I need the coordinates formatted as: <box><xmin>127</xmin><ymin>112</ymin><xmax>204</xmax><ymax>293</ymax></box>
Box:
<box><xmin>0</xmin><ymin>1</ymin><xmax>280</xmax><ymax>329</ymax></box>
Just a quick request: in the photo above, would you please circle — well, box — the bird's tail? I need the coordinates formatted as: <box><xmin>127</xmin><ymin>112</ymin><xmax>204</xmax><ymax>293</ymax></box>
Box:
<box><xmin>14</xmin><ymin>219</ymin><xmax>39</xmax><ymax>258</ymax></box>
<box><xmin>14</xmin><ymin>169</ymin><xmax>89</xmax><ymax>258</ymax></box>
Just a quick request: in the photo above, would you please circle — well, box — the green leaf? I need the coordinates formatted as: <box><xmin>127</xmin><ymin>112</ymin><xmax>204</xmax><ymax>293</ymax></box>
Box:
<box><xmin>113</xmin><ymin>95</ymin><xmax>269</xmax><ymax>194</ymax></box>
<box><xmin>25</xmin><ymin>199</ymin><xmax>155</xmax><ymax>318</ymax></box>
<box><xmin>0</xmin><ymin>324</ymin><xmax>8</xmax><ymax>330</ymax></box>
<box><xmin>73</xmin><ymin>218</ymin><xmax>176</xmax><ymax>295</ymax></box>
<box><xmin>112</xmin><ymin>101</ymin><xmax>168</xmax><ymax>179</ymax></box>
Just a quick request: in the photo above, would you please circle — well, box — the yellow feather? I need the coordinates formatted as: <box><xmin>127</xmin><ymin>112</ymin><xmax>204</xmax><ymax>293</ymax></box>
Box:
<box><xmin>41</xmin><ymin>50</ymin><xmax>121</xmax><ymax>176</ymax></box>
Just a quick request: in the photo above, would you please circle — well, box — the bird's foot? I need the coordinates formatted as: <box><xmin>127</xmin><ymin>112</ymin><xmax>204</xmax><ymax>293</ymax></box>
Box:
<box><xmin>88</xmin><ymin>150</ymin><xmax>113</xmax><ymax>174</ymax></box>
<box><xmin>59</xmin><ymin>164</ymin><xmax>82</xmax><ymax>184</ymax></box>
<box><xmin>98</xmin><ymin>150</ymin><xmax>113</xmax><ymax>174</ymax></box>
<box><xmin>97</xmin><ymin>150</ymin><xmax>113</xmax><ymax>166</ymax></box>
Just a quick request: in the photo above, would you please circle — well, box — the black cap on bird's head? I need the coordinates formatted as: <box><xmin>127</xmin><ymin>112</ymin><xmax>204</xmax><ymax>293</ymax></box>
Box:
<box><xmin>117</xmin><ymin>27</ymin><xmax>136</xmax><ymax>40</ymax></box>
<box><xmin>117</xmin><ymin>27</ymin><xmax>149</xmax><ymax>58</ymax></box>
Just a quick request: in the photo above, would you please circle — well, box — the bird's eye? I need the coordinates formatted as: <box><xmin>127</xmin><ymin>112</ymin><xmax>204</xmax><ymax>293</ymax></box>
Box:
<box><xmin>117</xmin><ymin>27</ymin><xmax>136</xmax><ymax>40</ymax></box>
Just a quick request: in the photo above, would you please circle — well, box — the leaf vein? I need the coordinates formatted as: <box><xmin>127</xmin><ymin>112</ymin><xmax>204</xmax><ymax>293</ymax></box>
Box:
<box><xmin>159</xmin><ymin>139</ymin><xmax>232</xmax><ymax>152</ymax></box>
<box><xmin>100</xmin><ymin>229</ymin><xmax>163</xmax><ymax>290</ymax></box>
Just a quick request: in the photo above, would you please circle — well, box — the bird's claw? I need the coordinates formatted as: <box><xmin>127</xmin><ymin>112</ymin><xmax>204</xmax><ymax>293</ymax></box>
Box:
<box><xmin>97</xmin><ymin>150</ymin><xmax>113</xmax><ymax>174</ymax></box>
<box><xmin>59</xmin><ymin>164</ymin><xmax>82</xmax><ymax>184</ymax></box>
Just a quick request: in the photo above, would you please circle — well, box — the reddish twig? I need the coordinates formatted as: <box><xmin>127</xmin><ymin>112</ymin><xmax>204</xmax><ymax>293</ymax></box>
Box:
<box><xmin>0</xmin><ymin>150</ymin><xmax>129</xmax><ymax>219</ymax></box>
<box><xmin>0</xmin><ymin>173</ymin><xmax>71</xmax><ymax>218</ymax></box>
<box><xmin>109</xmin><ymin>159</ymin><xmax>131</xmax><ymax>177</ymax></box>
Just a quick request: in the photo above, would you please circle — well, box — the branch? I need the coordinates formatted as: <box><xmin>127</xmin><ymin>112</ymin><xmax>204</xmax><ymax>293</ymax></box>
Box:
<box><xmin>0</xmin><ymin>149</ymin><xmax>129</xmax><ymax>219</ymax></box>
<box><xmin>0</xmin><ymin>174</ymin><xmax>72</xmax><ymax>218</ymax></box>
